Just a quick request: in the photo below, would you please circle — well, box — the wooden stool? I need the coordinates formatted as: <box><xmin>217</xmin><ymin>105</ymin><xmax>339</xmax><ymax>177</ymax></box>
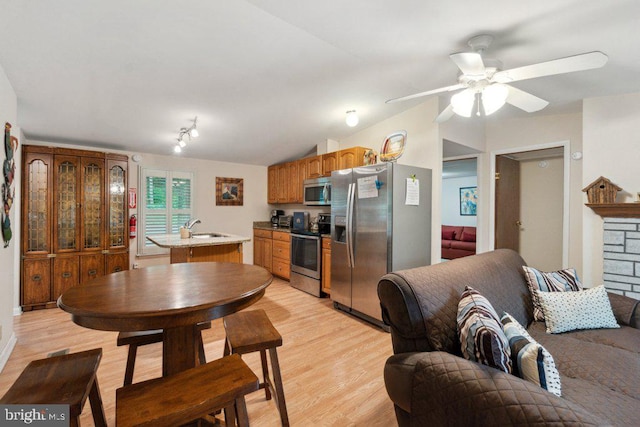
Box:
<box><xmin>117</xmin><ymin>321</ymin><xmax>211</xmax><ymax>386</ymax></box>
<box><xmin>116</xmin><ymin>353</ymin><xmax>258</xmax><ymax>427</ymax></box>
<box><xmin>223</xmin><ymin>309</ymin><xmax>289</xmax><ymax>426</ymax></box>
<box><xmin>0</xmin><ymin>348</ymin><xmax>107</xmax><ymax>427</ymax></box>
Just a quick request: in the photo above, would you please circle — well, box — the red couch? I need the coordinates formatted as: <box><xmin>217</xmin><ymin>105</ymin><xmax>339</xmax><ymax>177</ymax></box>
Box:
<box><xmin>441</xmin><ymin>225</ymin><xmax>476</xmax><ymax>259</ymax></box>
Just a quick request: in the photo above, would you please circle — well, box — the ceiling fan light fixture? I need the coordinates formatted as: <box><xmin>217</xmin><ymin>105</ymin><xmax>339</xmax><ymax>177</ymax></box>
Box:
<box><xmin>174</xmin><ymin>145</ymin><xmax>182</xmax><ymax>153</ymax></box>
<box><xmin>482</xmin><ymin>83</ymin><xmax>509</xmax><ymax>115</ymax></box>
<box><xmin>451</xmin><ymin>89</ymin><xmax>475</xmax><ymax>117</ymax></box>
<box><xmin>345</xmin><ymin>110</ymin><xmax>359</xmax><ymax>127</ymax></box>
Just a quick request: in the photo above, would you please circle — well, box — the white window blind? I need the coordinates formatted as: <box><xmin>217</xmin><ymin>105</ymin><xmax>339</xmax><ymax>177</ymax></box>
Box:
<box><xmin>138</xmin><ymin>168</ymin><xmax>194</xmax><ymax>255</ymax></box>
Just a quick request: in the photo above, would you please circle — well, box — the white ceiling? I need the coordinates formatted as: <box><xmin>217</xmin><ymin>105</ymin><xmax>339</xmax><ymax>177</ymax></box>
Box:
<box><xmin>1</xmin><ymin>1</ymin><xmax>639</xmax><ymax>165</ymax></box>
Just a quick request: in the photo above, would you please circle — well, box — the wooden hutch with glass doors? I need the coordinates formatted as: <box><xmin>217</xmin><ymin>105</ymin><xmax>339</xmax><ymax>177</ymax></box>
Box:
<box><xmin>21</xmin><ymin>145</ymin><xmax>129</xmax><ymax>310</ymax></box>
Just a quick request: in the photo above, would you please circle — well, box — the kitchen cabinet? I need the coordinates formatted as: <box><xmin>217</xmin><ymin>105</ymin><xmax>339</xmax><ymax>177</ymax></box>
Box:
<box><xmin>322</xmin><ymin>237</ymin><xmax>331</xmax><ymax>295</ymax></box>
<box><xmin>21</xmin><ymin>145</ymin><xmax>129</xmax><ymax>310</ymax></box>
<box><xmin>271</xmin><ymin>231</ymin><xmax>291</xmax><ymax>280</ymax></box>
<box><xmin>267</xmin><ymin>146</ymin><xmax>370</xmax><ymax>205</ymax></box>
<box><xmin>321</xmin><ymin>152</ymin><xmax>338</xmax><ymax>177</ymax></box>
<box><xmin>253</xmin><ymin>229</ymin><xmax>273</xmax><ymax>272</ymax></box>
<box><xmin>253</xmin><ymin>228</ymin><xmax>290</xmax><ymax>280</ymax></box>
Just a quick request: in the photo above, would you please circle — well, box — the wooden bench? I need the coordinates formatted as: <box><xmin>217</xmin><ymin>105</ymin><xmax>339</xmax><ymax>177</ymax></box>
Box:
<box><xmin>0</xmin><ymin>348</ymin><xmax>106</xmax><ymax>427</ymax></box>
<box><xmin>116</xmin><ymin>353</ymin><xmax>259</xmax><ymax>427</ymax></box>
<box><xmin>224</xmin><ymin>309</ymin><xmax>289</xmax><ymax>426</ymax></box>
<box><xmin>117</xmin><ymin>321</ymin><xmax>211</xmax><ymax>386</ymax></box>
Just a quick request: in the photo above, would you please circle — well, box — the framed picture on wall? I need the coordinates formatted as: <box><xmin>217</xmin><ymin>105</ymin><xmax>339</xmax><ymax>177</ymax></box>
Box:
<box><xmin>460</xmin><ymin>186</ymin><xmax>477</xmax><ymax>216</ymax></box>
<box><xmin>216</xmin><ymin>177</ymin><xmax>243</xmax><ymax>206</ymax></box>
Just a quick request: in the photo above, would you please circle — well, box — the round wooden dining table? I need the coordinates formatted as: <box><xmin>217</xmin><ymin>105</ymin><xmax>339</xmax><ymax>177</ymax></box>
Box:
<box><xmin>58</xmin><ymin>262</ymin><xmax>272</xmax><ymax>377</ymax></box>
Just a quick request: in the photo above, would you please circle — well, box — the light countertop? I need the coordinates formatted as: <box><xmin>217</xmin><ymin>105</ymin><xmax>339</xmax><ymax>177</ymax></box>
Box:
<box><xmin>147</xmin><ymin>232</ymin><xmax>251</xmax><ymax>248</ymax></box>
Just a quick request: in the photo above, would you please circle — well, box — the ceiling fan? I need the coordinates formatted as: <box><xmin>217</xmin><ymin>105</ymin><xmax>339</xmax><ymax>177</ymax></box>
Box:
<box><xmin>386</xmin><ymin>35</ymin><xmax>608</xmax><ymax>122</ymax></box>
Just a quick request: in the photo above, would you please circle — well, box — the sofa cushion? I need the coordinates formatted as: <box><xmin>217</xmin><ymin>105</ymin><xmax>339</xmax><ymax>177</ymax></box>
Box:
<box><xmin>442</xmin><ymin>229</ymin><xmax>454</xmax><ymax>240</ymax></box>
<box><xmin>527</xmin><ymin>321</ymin><xmax>640</xmax><ymax>354</ymax></box>
<box><xmin>450</xmin><ymin>240</ymin><xmax>475</xmax><ymax>251</ymax></box>
<box><xmin>536</xmin><ymin>285</ymin><xmax>619</xmax><ymax>333</ymax></box>
<box><xmin>460</xmin><ymin>230</ymin><xmax>476</xmax><ymax>242</ymax></box>
<box><xmin>457</xmin><ymin>286</ymin><xmax>511</xmax><ymax>373</ymax></box>
<box><xmin>501</xmin><ymin>313</ymin><xmax>561</xmax><ymax>396</ymax></box>
<box><xmin>522</xmin><ymin>266</ymin><xmax>583</xmax><ymax>321</ymax></box>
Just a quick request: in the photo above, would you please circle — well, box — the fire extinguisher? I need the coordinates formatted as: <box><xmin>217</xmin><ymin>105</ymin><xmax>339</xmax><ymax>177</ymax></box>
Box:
<box><xmin>129</xmin><ymin>214</ymin><xmax>137</xmax><ymax>239</ymax></box>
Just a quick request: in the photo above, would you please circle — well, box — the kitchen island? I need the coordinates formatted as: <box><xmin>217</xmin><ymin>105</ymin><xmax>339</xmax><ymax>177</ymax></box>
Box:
<box><xmin>147</xmin><ymin>233</ymin><xmax>251</xmax><ymax>264</ymax></box>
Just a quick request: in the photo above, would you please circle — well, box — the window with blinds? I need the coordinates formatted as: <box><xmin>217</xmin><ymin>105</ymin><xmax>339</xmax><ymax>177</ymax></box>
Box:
<box><xmin>138</xmin><ymin>168</ymin><xmax>194</xmax><ymax>255</ymax></box>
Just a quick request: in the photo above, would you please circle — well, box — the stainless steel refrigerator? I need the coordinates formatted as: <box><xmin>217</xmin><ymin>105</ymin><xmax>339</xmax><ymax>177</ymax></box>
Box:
<box><xmin>331</xmin><ymin>163</ymin><xmax>432</xmax><ymax>328</ymax></box>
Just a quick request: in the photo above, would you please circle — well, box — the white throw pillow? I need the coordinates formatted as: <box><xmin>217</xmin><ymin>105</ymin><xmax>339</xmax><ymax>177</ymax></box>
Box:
<box><xmin>536</xmin><ymin>285</ymin><xmax>619</xmax><ymax>334</ymax></box>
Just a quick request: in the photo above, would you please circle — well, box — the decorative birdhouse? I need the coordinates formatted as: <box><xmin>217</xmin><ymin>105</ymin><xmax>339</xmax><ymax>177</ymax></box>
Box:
<box><xmin>582</xmin><ymin>176</ymin><xmax>622</xmax><ymax>204</ymax></box>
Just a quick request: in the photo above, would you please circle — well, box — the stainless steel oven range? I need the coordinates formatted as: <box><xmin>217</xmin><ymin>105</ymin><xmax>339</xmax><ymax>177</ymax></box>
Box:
<box><xmin>290</xmin><ymin>231</ymin><xmax>322</xmax><ymax>297</ymax></box>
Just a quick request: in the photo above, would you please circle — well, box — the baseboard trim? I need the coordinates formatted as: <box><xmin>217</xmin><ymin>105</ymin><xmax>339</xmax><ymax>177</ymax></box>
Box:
<box><xmin>13</xmin><ymin>306</ymin><xmax>22</xmax><ymax>316</ymax></box>
<box><xmin>0</xmin><ymin>332</ymin><xmax>17</xmax><ymax>374</ymax></box>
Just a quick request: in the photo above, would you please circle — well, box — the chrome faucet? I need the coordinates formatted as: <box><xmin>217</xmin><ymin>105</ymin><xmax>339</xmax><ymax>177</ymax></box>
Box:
<box><xmin>185</xmin><ymin>218</ymin><xmax>201</xmax><ymax>230</ymax></box>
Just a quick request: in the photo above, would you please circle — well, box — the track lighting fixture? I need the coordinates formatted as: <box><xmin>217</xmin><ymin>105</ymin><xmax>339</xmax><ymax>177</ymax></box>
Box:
<box><xmin>173</xmin><ymin>116</ymin><xmax>199</xmax><ymax>153</ymax></box>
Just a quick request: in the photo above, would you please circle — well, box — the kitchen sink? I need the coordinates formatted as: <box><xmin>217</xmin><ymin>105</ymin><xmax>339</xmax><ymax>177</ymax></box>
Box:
<box><xmin>191</xmin><ymin>232</ymin><xmax>227</xmax><ymax>239</ymax></box>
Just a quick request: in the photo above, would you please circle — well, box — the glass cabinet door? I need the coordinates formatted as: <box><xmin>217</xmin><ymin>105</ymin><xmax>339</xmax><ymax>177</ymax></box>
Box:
<box><xmin>24</xmin><ymin>152</ymin><xmax>52</xmax><ymax>254</ymax></box>
<box><xmin>81</xmin><ymin>157</ymin><xmax>105</xmax><ymax>251</ymax></box>
<box><xmin>107</xmin><ymin>160</ymin><xmax>127</xmax><ymax>249</ymax></box>
<box><xmin>54</xmin><ymin>155</ymin><xmax>81</xmax><ymax>252</ymax></box>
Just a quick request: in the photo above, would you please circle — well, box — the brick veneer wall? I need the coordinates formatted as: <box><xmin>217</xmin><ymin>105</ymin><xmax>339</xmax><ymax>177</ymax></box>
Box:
<box><xmin>603</xmin><ymin>217</ymin><xmax>640</xmax><ymax>299</ymax></box>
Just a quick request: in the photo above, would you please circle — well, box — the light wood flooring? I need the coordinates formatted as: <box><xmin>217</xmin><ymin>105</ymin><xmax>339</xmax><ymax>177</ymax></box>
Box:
<box><xmin>0</xmin><ymin>278</ymin><xmax>397</xmax><ymax>426</ymax></box>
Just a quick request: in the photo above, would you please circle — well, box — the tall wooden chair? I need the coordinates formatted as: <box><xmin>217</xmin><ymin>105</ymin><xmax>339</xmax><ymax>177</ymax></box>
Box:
<box><xmin>117</xmin><ymin>321</ymin><xmax>211</xmax><ymax>386</ymax></box>
<box><xmin>223</xmin><ymin>309</ymin><xmax>289</xmax><ymax>426</ymax></box>
<box><xmin>0</xmin><ymin>348</ymin><xmax>107</xmax><ymax>427</ymax></box>
<box><xmin>116</xmin><ymin>353</ymin><xmax>258</xmax><ymax>427</ymax></box>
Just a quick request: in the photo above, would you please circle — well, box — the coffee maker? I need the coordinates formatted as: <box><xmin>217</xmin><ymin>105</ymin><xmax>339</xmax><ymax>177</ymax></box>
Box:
<box><xmin>271</xmin><ymin>209</ymin><xmax>285</xmax><ymax>228</ymax></box>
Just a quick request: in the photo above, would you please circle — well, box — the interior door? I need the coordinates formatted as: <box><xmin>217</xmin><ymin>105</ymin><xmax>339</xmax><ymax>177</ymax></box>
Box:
<box><xmin>495</xmin><ymin>155</ymin><xmax>521</xmax><ymax>251</ymax></box>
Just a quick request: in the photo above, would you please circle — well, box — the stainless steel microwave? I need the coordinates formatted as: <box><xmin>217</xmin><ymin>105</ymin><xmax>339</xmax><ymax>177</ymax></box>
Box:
<box><xmin>303</xmin><ymin>177</ymin><xmax>331</xmax><ymax>206</ymax></box>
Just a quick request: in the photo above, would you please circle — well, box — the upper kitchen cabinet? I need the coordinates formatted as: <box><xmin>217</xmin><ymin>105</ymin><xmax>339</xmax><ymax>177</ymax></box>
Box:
<box><xmin>21</xmin><ymin>145</ymin><xmax>129</xmax><ymax>310</ymax></box>
<box><xmin>267</xmin><ymin>147</ymin><xmax>370</xmax><ymax>205</ymax></box>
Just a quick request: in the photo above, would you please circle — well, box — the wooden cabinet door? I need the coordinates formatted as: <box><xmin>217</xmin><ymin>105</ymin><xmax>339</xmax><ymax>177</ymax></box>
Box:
<box><xmin>53</xmin><ymin>255</ymin><xmax>79</xmax><ymax>300</ymax></box>
<box><xmin>80</xmin><ymin>157</ymin><xmax>105</xmax><ymax>253</ymax></box>
<box><xmin>276</xmin><ymin>164</ymin><xmax>288</xmax><ymax>203</ymax></box>
<box><xmin>322</xmin><ymin>237</ymin><xmax>331</xmax><ymax>294</ymax></box>
<box><xmin>322</xmin><ymin>152</ymin><xmax>338</xmax><ymax>177</ymax></box>
<box><xmin>267</xmin><ymin>165</ymin><xmax>278</xmax><ymax>204</ymax></box>
<box><xmin>80</xmin><ymin>253</ymin><xmax>105</xmax><ymax>285</ymax></box>
<box><xmin>106</xmin><ymin>158</ymin><xmax>128</xmax><ymax>251</ymax></box>
<box><xmin>105</xmin><ymin>252</ymin><xmax>129</xmax><ymax>274</ymax></box>
<box><xmin>22</xmin><ymin>258</ymin><xmax>51</xmax><ymax>306</ymax></box>
<box><xmin>53</xmin><ymin>155</ymin><xmax>82</xmax><ymax>253</ymax></box>
<box><xmin>338</xmin><ymin>147</ymin><xmax>365</xmax><ymax>170</ymax></box>
<box><xmin>306</xmin><ymin>156</ymin><xmax>322</xmax><ymax>179</ymax></box>
<box><xmin>295</xmin><ymin>159</ymin><xmax>308</xmax><ymax>204</ymax></box>
<box><xmin>286</xmin><ymin>161</ymin><xmax>299</xmax><ymax>203</ymax></box>
<box><xmin>22</xmin><ymin>150</ymin><xmax>53</xmax><ymax>256</ymax></box>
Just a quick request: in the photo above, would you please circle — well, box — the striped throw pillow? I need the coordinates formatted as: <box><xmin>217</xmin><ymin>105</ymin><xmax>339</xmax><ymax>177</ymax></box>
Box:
<box><xmin>522</xmin><ymin>266</ymin><xmax>583</xmax><ymax>321</ymax></box>
<box><xmin>501</xmin><ymin>312</ymin><xmax>562</xmax><ymax>396</ymax></box>
<box><xmin>457</xmin><ymin>286</ymin><xmax>511</xmax><ymax>373</ymax></box>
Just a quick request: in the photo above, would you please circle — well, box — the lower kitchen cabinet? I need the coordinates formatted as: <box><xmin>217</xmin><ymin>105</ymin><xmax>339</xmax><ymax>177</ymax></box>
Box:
<box><xmin>253</xmin><ymin>228</ymin><xmax>290</xmax><ymax>280</ymax></box>
<box><xmin>322</xmin><ymin>237</ymin><xmax>331</xmax><ymax>294</ymax></box>
<box><xmin>22</xmin><ymin>258</ymin><xmax>52</xmax><ymax>307</ymax></box>
<box><xmin>272</xmin><ymin>231</ymin><xmax>290</xmax><ymax>280</ymax></box>
<box><xmin>253</xmin><ymin>229</ymin><xmax>273</xmax><ymax>272</ymax></box>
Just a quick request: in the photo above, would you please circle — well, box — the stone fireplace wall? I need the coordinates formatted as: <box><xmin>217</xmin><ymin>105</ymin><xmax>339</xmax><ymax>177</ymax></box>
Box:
<box><xmin>603</xmin><ymin>217</ymin><xmax>640</xmax><ymax>299</ymax></box>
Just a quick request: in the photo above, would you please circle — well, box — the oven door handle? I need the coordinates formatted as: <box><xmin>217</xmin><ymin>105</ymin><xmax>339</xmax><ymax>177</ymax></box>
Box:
<box><xmin>346</xmin><ymin>182</ymin><xmax>355</xmax><ymax>268</ymax></box>
<box><xmin>290</xmin><ymin>233</ymin><xmax>320</xmax><ymax>241</ymax></box>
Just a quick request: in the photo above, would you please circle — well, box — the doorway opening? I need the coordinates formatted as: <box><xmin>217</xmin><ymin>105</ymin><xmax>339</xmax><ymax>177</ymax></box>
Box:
<box><xmin>492</xmin><ymin>143</ymin><xmax>569</xmax><ymax>270</ymax></box>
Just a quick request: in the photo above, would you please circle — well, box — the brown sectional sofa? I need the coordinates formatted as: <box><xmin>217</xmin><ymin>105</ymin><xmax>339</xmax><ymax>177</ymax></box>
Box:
<box><xmin>378</xmin><ymin>249</ymin><xmax>640</xmax><ymax>426</ymax></box>
<box><xmin>441</xmin><ymin>225</ymin><xmax>476</xmax><ymax>259</ymax></box>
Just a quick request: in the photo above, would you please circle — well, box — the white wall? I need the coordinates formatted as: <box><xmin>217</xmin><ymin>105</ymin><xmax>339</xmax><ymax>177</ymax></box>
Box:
<box><xmin>520</xmin><ymin>157</ymin><xmax>564</xmax><ymax>271</ymax></box>
<box><xmin>0</xmin><ymin>63</ymin><xmax>18</xmax><ymax>372</ymax></box>
<box><xmin>442</xmin><ymin>176</ymin><xmax>478</xmax><ymax>226</ymax></box>
<box><xmin>484</xmin><ymin>113</ymin><xmax>583</xmax><ymax>272</ymax></box>
<box><xmin>339</xmin><ymin>99</ymin><xmax>443</xmax><ymax>262</ymax></box>
<box><xmin>583</xmin><ymin>92</ymin><xmax>640</xmax><ymax>289</ymax></box>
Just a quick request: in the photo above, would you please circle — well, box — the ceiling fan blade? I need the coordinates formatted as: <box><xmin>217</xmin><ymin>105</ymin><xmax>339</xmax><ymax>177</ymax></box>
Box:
<box><xmin>386</xmin><ymin>84</ymin><xmax>464</xmax><ymax>104</ymax></box>
<box><xmin>435</xmin><ymin>104</ymin><xmax>455</xmax><ymax>123</ymax></box>
<box><xmin>493</xmin><ymin>51</ymin><xmax>608</xmax><ymax>83</ymax></box>
<box><xmin>505</xmin><ymin>85</ymin><xmax>549</xmax><ymax>112</ymax></box>
<box><xmin>450</xmin><ymin>52</ymin><xmax>485</xmax><ymax>76</ymax></box>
